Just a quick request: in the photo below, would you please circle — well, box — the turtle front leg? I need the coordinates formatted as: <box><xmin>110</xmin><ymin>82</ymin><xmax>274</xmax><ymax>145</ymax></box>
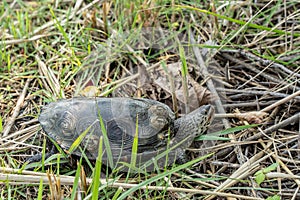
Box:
<box><xmin>26</xmin><ymin>145</ymin><xmax>57</xmax><ymax>163</ymax></box>
<box><xmin>174</xmin><ymin>149</ymin><xmax>188</xmax><ymax>164</ymax></box>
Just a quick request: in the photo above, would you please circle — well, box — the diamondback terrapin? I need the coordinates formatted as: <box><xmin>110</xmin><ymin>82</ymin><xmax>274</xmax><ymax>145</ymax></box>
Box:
<box><xmin>37</xmin><ymin>97</ymin><xmax>214</xmax><ymax>171</ymax></box>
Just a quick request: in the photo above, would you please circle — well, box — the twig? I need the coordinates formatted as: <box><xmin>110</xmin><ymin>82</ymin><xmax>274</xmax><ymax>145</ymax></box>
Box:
<box><xmin>222</xmin><ymin>100</ymin><xmax>277</xmax><ymax>108</ymax></box>
<box><xmin>0</xmin><ymin>0</ymin><xmax>17</xmax><ymax>21</ymax></box>
<box><xmin>2</xmin><ymin>34</ymin><xmax>51</xmax><ymax>46</ymax></box>
<box><xmin>36</xmin><ymin>55</ymin><xmax>63</xmax><ymax>99</ymax></box>
<box><xmin>218</xmin><ymin>88</ymin><xmax>300</xmax><ymax>101</ymax></box>
<box><xmin>222</xmin><ymin>53</ymin><xmax>300</xmax><ymax>91</ymax></box>
<box><xmin>179</xmin><ymin>170</ymin><xmax>221</xmax><ymax>187</ymax></box>
<box><xmin>266</xmin><ymin>172</ymin><xmax>300</xmax><ymax>179</ymax></box>
<box><xmin>246</xmin><ymin>113</ymin><xmax>300</xmax><ymax>141</ymax></box>
<box><xmin>32</xmin><ymin>0</ymin><xmax>85</xmax><ymax>35</ymax></box>
<box><xmin>0</xmin><ymin>124</ymin><xmax>40</xmax><ymax>149</ymax></box>
<box><xmin>260</xmin><ymin>140</ymin><xmax>300</xmax><ymax>187</ymax></box>
<box><xmin>189</xmin><ymin>30</ymin><xmax>230</xmax><ymax>129</ymax></box>
<box><xmin>0</xmin><ymin>169</ymin><xmax>263</xmax><ymax>200</ymax></box>
<box><xmin>261</xmin><ymin>90</ymin><xmax>300</xmax><ymax>112</ymax></box>
<box><xmin>173</xmin><ymin>171</ymin><xmax>219</xmax><ymax>188</ymax></box>
<box><xmin>189</xmin><ymin>29</ymin><xmax>250</xmax><ymax>166</ymax></box>
<box><xmin>1</xmin><ymin>124</ymin><xmax>40</xmax><ymax>142</ymax></box>
<box><xmin>99</xmin><ymin>59</ymin><xmax>163</xmax><ymax>96</ymax></box>
<box><xmin>222</xmin><ymin>49</ymin><xmax>300</xmax><ymax>79</ymax></box>
<box><xmin>2</xmin><ymin>79</ymin><xmax>31</xmax><ymax>137</ymax></box>
<box><xmin>205</xmin><ymin>149</ymin><xmax>272</xmax><ymax>200</ymax></box>
<box><xmin>214</xmin><ymin>111</ymin><xmax>267</xmax><ymax>123</ymax></box>
<box><xmin>210</xmin><ymin>161</ymin><xmax>241</xmax><ymax>168</ymax></box>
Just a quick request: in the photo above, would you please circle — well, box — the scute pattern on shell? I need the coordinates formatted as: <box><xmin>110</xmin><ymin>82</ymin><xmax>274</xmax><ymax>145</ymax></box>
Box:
<box><xmin>39</xmin><ymin>98</ymin><xmax>175</xmax><ymax>157</ymax></box>
<box><xmin>38</xmin><ymin>97</ymin><xmax>214</xmax><ymax>171</ymax></box>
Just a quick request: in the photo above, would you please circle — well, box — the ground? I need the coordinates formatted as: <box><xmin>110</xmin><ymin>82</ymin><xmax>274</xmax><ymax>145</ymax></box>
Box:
<box><xmin>0</xmin><ymin>1</ymin><xmax>300</xmax><ymax>199</ymax></box>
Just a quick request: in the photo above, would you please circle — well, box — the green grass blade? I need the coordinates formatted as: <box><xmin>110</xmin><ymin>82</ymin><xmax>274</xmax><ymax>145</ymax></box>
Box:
<box><xmin>111</xmin><ymin>187</ymin><xmax>123</xmax><ymax>200</ymax></box>
<box><xmin>68</xmin><ymin>125</ymin><xmax>92</xmax><ymax>154</ymax></box>
<box><xmin>129</xmin><ymin>115</ymin><xmax>139</xmax><ymax>172</ymax></box>
<box><xmin>196</xmin><ymin>124</ymin><xmax>259</xmax><ymax>141</ymax></box>
<box><xmin>49</xmin><ymin>6</ymin><xmax>71</xmax><ymax>46</ymax></box>
<box><xmin>199</xmin><ymin>135</ymin><xmax>232</xmax><ymax>141</ymax></box>
<box><xmin>41</xmin><ymin>137</ymin><xmax>47</xmax><ymax>172</ymax></box>
<box><xmin>97</xmin><ymin>108</ymin><xmax>114</xmax><ymax>169</ymax></box>
<box><xmin>179</xmin><ymin>46</ymin><xmax>187</xmax><ymax>77</ymax></box>
<box><xmin>56</xmin><ymin>154</ymin><xmax>61</xmax><ymax>175</ymax></box>
<box><xmin>37</xmin><ymin>178</ymin><xmax>43</xmax><ymax>200</ymax></box>
<box><xmin>179</xmin><ymin>44</ymin><xmax>189</xmax><ymax>108</ymax></box>
<box><xmin>0</xmin><ymin>115</ymin><xmax>3</xmax><ymax>132</ymax></box>
<box><xmin>70</xmin><ymin>161</ymin><xmax>82</xmax><ymax>200</ymax></box>
<box><xmin>138</xmin><ymin>132</ymin><xmax>193</xmax><ymax>172</ymax></box>
<box><xmin>176</xmin><ymin>5</ymin><xmax>300</xmax><ymax>37</ymax></box>
<box><xmin>92</xmin><ymin>136</ymin><xmax>103</xmax><ymax>200</ymax></box>
<box><xmin>118</xmin><ymin>153</ymin><xmax>214</xmax><ymax>200</ymax></box>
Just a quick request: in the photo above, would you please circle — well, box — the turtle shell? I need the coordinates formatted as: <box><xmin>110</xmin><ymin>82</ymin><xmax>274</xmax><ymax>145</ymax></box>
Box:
<box><xmin>38</xmin><ymin>97</ymin><xmax>175</xmax><ymax>166</ymax></box>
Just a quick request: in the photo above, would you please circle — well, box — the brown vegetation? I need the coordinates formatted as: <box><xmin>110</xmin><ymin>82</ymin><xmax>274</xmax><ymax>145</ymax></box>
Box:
<box><xmin>0</xmin><ymin>0</ymin><xmax>299</xmax><ymax>199</ymax></box>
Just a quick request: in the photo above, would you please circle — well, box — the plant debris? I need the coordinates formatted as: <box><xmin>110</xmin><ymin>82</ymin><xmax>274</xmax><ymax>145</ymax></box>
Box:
<box><xmin>0</xmin><ymin>1</ymin><xmax>299</xmax><ymax>199</ymax></box>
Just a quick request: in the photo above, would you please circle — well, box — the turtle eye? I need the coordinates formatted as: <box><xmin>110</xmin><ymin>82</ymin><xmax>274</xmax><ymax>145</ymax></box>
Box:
<box><xmin>150</xmin><ymin>116</ymin><xmax>168</xmax><ymax>130</ymax></box>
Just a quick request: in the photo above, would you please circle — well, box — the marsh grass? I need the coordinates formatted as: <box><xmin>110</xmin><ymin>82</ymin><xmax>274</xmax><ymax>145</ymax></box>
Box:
<box><xmin>1</xmin><ymin>0</ymin><xmax>299</xmax><ymax>199</ymax></box>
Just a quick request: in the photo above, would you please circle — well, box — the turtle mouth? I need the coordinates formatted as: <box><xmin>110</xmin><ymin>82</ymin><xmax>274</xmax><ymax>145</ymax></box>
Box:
<box><xmin>199</xmin><ymin>104</ymin><xmax>215</xmax><ymax>122</ymax></box>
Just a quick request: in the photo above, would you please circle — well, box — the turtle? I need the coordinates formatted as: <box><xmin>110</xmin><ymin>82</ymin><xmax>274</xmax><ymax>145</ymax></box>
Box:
<box><xmin>36</xmin><ymin>97</ymin><xmax>214</xmax><ymax>172</ymax></box>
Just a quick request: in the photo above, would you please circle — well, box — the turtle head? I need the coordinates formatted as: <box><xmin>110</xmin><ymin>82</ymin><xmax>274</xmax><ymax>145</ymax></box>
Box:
<box><xmin>172</xmin><ymin>105</ymin><xmax>214</xmax><ymax>148</ymax></box>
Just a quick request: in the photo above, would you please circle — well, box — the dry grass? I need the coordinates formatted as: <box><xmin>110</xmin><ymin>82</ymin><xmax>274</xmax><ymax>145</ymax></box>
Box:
<box><xmin>1</xmin><ymin>0</ymin><xmax>300</xmax><ymax>199</ymax></box>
